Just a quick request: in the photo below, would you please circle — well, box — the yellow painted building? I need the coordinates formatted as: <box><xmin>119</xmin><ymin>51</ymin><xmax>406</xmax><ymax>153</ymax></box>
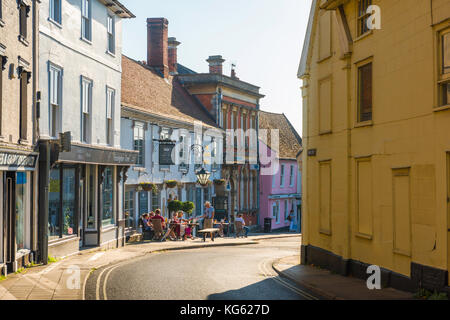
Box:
<box><xmin>298</xmin><ymin>0</ymin><xmax>450</xmax><ymax>292</ymax></box>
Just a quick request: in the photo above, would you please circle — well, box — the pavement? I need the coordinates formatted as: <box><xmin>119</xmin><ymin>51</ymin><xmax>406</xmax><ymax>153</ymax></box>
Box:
<box><xmin>0</xmin><ymin>232</ymin><xmax>416</xmax><ymax>300</ymax></box>
<box><xmin>0</xmin><ymin>233</ymin><xmax>297</xmax><ymax>300</ymax></box>
<box><xmin>272</xmin><ymin>255</ymin><xmax>415</xmax><ymax>300</ymax></box>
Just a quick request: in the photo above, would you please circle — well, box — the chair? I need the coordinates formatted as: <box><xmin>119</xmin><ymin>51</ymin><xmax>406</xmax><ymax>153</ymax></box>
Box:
<box><xmin>151</xmin><ymin>219</ymin><xmax>164</xmax><ymax>241</ymax></box>
<box><xmin>234</xmin><ymin>221</ymin><xmax>245</xmax><ymax>238</ymax></box>
<box><xmin>139</xmin><ymin>218</ymin><xmax>153</xmax><ymax>241</ymax></box>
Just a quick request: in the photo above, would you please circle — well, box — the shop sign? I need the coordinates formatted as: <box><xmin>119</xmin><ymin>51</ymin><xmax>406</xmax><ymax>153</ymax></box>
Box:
<box><xmin>159</xmin><ymin>140</ymin><xmax>175</xmax><ymax>166</ymax></box>
<box><xmin>0</xmin><ymin>151</ymin><xmax>37</xmax><ymax>169</ymax></box>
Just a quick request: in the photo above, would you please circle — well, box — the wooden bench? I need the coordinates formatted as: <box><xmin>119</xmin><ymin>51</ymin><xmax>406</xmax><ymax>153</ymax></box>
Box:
<box><xmin>197</xmin><ymin>228</ymin><xmax>220</xmax><ymax>242</ymax></box>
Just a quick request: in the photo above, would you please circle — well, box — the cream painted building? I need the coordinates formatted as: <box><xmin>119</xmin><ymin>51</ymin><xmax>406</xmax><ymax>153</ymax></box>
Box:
<box><xmin>298</xmin><ymin>0</ymin><xmax>450</xmax><ymax>292</ymax></box>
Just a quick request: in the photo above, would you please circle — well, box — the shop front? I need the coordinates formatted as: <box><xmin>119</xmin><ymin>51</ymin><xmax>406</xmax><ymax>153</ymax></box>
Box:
<box><xmin>38</xmin><ymin>141</ymin><xmax>137</xmax><ymax>261</ymax></box>
<box><xmin>0</xmin><ymin>149</ymin><xmax>38</xmax><ymax>274</ymax></box>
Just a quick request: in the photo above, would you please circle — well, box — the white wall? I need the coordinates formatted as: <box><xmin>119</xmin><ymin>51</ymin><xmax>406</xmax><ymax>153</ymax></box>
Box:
<box><xmin>39</xmin><ymin>0</ymin><xmax>123</xmax><ymax>148</ymax></box>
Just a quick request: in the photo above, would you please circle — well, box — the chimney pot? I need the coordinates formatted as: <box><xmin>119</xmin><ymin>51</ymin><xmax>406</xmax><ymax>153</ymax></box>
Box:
<box><xmin>147</xmin><ymin>18</ymin><xmax>169</xmax><ymax>79</ymax></box>
<box><xmin>168</xmin><ymin>37</ymin><xmax>181</xmax><ymax>75</ymax></box>
<box><xmin>207</xmin><ymin>55</ymin><xmax>225</xmax><ymax>75</ymax></box>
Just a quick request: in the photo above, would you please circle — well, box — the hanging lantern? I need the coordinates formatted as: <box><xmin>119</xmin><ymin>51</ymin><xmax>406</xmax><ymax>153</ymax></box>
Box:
<box><xmin>196</xmin><ymin>168</ymin><xmax>211</xmax><ymax>187</ymax></box>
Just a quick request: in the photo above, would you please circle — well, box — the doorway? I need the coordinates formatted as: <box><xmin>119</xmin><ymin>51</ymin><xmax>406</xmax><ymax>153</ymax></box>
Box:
<box><xmin>4</xmin><ymin>172</ymin><xmax>16</xmax><ymax>272</ymax></box>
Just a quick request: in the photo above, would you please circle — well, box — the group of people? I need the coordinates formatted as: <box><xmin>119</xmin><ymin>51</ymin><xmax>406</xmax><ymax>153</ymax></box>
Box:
<box><xmin>139</xmin><ymin>201</ymin><xmax>251</xmax><ymax>241</ymax></box>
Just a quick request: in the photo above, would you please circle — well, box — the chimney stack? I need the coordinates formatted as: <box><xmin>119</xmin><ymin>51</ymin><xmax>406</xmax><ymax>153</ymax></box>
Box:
<box><xmin>207</xmin><ymin>55</ymin><xmax>225</xmax><ymax>75</ymax></box>
<box><xmin>147</xmin><ymin>18</ymin><xmax>169</xmax><ymax>79</ymax></box>
<box><xmin>168</xmin><ymin>37</ymin><xmax>181</xmax><ymax>75</ymax></box>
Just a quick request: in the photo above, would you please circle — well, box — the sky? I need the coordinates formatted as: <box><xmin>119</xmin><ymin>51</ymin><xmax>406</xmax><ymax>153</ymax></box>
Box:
<box><xmin>119</xmin><ymin>0</ymin><xmax>313</xmax><ymax>135</ymax></box>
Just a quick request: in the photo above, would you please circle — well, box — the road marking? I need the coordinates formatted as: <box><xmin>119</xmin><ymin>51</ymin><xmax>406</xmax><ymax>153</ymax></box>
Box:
<box><xmin>102</xmin><ymin>264</ymin><xmax>121</xmax><ymax>300</ymax></box>
<box><xmin>95</xmin><ymin>266</ymin><xmax>112</xmax><ymax>300</ymax></box>
<box><xmin>88</xmin><ymin>252</ymin><xmax>105</xmax><ymax>262</ymax></box>
<box><xmin>259</xmin><ymin>258</ymin><xmax>318</xmax><ymax>300</ymax></box>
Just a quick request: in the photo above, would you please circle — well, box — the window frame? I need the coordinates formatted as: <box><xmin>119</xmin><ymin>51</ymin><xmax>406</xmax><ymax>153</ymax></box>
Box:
<box><xmin>19</xmin><ymin>1</ymin><xmax>29</xmax><ymax>41</ymax></box>
<box><xmin>49</xmin><ymin>0</ymin><xmax>62</xmax><ymax>26</ymax></box>
<box><xmin>106</xmin><ymin>14</ymin><xmax>115</xmax><ymax>55</ymax></box>
<box><xmin>357</xmin><ymin>0</ymin><xmax>372</xmax><ymax>38</ymax></box>
<box><xmin>124</xmin><ymin>189</ymin><xmax>135</xmax><ymax>229</ymax></box>
<box><xmin>19</xmin><ymin>70</ymin><xmax>29</xmax><ymax>141</ymax></box>
<box><xmin>289</xmin><ymin>165</ymin><xmax>294</xmax><ymax>187</ymax></box>
<box><xmin>438</xmin><ymin>28</ymin><xmax>450</xmax><ymax>109</ymax></box>
<box><xmin>133</xmin><ymin>121</ymin><xmax>145</xmax><ymax>167</ymax></box>
<box><xmin>280</xmin><ymin>164</ymin><xmax>285</xmax><ymax>188</ymax></box>
<box><xmin>49</xmin><ymin>62</ymin><xmax>63</xmax><ymax>138</ymax></box>
<box><xmin>357</xmin><ymin>60</ymin><xmax>373</xmax><ymax>124</ymax></box>
<box><xmin>81</xmin><ymin>76</ymin><xmax>93</xmax><ymax>143</ymax></box>
<box><xmin>81</xmin><ymin>0</ymin><xmax>92</xmax><ymax>42</ymax></box>
<box><xmin>106</xmin><ymin>87</ymin><xmax>115</xmax><ymax>146</ymax></box>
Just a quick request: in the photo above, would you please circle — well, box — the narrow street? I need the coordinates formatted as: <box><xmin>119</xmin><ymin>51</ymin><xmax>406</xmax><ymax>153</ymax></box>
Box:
<box><xmin>84</xmin><ymin>237</ymin><xmax>321</xmax><ymax>300</ymax></box>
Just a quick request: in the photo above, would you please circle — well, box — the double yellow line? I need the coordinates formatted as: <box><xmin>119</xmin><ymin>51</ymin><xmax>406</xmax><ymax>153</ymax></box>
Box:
<box><xmin>258</xmin><ymin>259</ymin><xmax>319</xmax><ymax>300</ymax></box>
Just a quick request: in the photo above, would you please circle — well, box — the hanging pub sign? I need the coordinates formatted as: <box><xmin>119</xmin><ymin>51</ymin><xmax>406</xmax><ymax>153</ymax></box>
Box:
<box><xmin>159</xmin><ymin>140</ymin><xmax>176</xmax><ymax>166</ymax></box>
<box><xmin>0</xmin><ymin>150</ymin><xmax>38</xmax><ymax>170</ymax></box>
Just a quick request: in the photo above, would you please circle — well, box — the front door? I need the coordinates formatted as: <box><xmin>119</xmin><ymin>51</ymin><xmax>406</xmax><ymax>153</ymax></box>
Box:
<box><xmin>79</xmin><ymin>179</ymin><xmax>84</xmax><ymax>248</ymax></box>
<box><xmin>4</xmin><ymin>172</ymin><xmax>16</xmax><ymax>272</ymax></box>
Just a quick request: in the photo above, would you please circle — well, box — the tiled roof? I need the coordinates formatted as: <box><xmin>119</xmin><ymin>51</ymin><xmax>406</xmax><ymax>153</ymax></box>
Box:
<box><xmin>121</xmin><ymin>56</ymin><xmax>218</xmax><ymax>129</ymax></box>
<box><xmin>177</xmin><ymin>63</ymin><xmax>197</xmax><ymax>75</ymax></box>
<box><xmin>259</xmin><ymin>111</ymin><xmax>302</xmax><ymax>160</ymax></box>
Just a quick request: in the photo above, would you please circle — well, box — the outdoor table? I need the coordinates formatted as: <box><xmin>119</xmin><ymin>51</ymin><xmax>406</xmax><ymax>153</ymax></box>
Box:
<box><xmin>213</xmin><ymin>222</ymin><xmax>230</xmax><ymax>237</ymax></box>
<box><xmin>197</xmin><ymin>228</ymin><xmax>220</xmax><ymax>242</ymax></box>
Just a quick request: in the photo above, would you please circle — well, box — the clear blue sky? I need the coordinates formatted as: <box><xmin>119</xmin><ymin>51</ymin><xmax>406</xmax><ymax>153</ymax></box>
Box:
<box><xmin>119</xmin><ymin>0</ymin><xmax>313</xmax><ymax>135</ymax></box>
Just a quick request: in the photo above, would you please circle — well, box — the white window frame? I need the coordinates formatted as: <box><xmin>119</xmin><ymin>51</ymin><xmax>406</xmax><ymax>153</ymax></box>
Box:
<box><xmin>81</xmin><ymin>76</ymin><xmax>93</xmax><ymax>143</ymax></box>
<box><xmin>107</xmin><ymin>14</ymin><xmax>115</xmax><ymax>54</ymax></box>
<box><xmin>289</xmin><ymin>165</ymin><xmax>294</xmax><ymax>187</ymax></box>
<box><xmin>272</xmin><ymin>201</ymin><xmax>280</xmax><ymax>224</ymax></box>
<box><xmin>49</xmin><ymin>63</ymin><xmax>62</xmax><ymax>138</ymax></box>
<box><xmin>81</xmin><ymin>0</ymin><xmax>92</xmax><ymax>42</ymax></box>
<box><xmin>284</xmin><ymin>200</ymin><xmax>289</xmax><ymax>220</ymax></box>
<box><xmin>106</xmin><ymin>87</ymin><xmax>115</xmax><ymax>146</ymax></box>
<box><xmin>133</xmin><ymin>121</ymin><xmax>145</xmax><ymax>167</ymax></box>
<box><xmin>280</xmin><ymin>164</ymin><xmax>285</xmax><ymax>188</ymax></box>
<box><xmin>49</xmin><ymin>0</ymin><xmax>62</xmax><ymax>25</ymax></box>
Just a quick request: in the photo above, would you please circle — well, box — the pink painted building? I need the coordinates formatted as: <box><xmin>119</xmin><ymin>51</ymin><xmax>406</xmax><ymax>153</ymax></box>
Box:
<box><xmin>259</xmin><ymin>111</ymin><xmax>302</xmax><ymax>231</ymax></box>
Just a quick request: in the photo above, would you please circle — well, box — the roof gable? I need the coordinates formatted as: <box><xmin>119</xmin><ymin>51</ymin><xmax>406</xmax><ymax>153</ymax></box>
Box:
<box><xmin>298</xmin><ymin>0</ymin><xmax>318</xmax><ymax>79</ymax></box>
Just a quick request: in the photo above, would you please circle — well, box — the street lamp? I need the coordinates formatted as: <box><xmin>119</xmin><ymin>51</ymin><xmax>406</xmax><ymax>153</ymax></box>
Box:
<box><xmin>196</xmin><ymin>168</ymin><xmax>211</xmax><ymax>187</ymax></box>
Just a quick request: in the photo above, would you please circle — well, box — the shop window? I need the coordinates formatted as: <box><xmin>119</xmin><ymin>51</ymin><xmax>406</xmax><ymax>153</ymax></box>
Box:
<box><xmin>358</xmin><ymin>62</ymin><xmax>373</xmax><ymax>122</ymax></box>
<box><xmin>62</xmin><ymin>168</ymin><xmax>75</xmax><ymax>236</ymax></box>
<box><xmin>357</xmin><ymin>0</ymin><xmax>372</xmax><ymax>37</ymax></box>
<box><xmin>15</xmin><ymin>172</ymin><xmax>28</xmax><ymax>250</ymax></box>
<box><xmin>48</xmin><ymin>166</ymin><xmax>76</xmax><ymax>239</ymax></box>
<box><xmin>101</xmin><ymin>167</ymin><xmax>114</xmax><ymax>227</ymax></box>
<box><xmin>272</xmin><ymin>201</ymin><xmax>280</xmax><ymax>224</ymax></box>
<box><xmin>49</xmin><ymin>167</ymin><xmax>61</xmax><ymax>240</ymax></box>
<box><xmin>439</xmin><ymin>30</ymin><xmax>450</xmax><ymax>107</ymax></box>
<box><xmin>125</xmin><ymin>190</ymin><xmax>135</xmax><ymax>228</ymax></box>
<box><xmin>284</xmin><ymin>200</ymin><xmax>289</xmax><ymax>220</ymax></box>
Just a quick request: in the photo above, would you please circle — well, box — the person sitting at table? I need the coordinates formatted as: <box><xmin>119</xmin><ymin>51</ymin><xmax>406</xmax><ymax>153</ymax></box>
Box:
<box><xmin>150</xmin><ymin>209</ymin><xmax>166</xmax><ymax>229</ymax></box>
<box><xmin>235</xmin><ymin>214</ymin><xmax>249</xmax><ymax>238</ymax></box>
<box><xmin>140</xmin><ymin>213</ymin><xmax>151</xmax><ymax>231</ymax></box>
<box><xmin>168</xmin><ymin>212</ymin><xmax>179</xmax><ymax>241</ymax></box>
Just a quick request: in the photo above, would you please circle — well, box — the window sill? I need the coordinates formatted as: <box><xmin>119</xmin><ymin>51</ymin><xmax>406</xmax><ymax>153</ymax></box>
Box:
<box><xmin>80</xmin><ymin>37</ymin><xmax>92</xmax><ymax>45</ymax></box>
<box><xmin>18</xmin><ymin>35</ymin><xmax>29</xmax><ymax>47</ymax></box>
<box><xmin>48</xmin><ymin>17</ymin><xmax>62</xmax><ymax>29</ymax></box>
<box><xmin>319</xmin><ymin>229</ymin><xmax>332</xmax><ymax>236</ymax></box>
<box><xmin>355</xmin><ymin>30</ymin><xmax>373</xmax><ymax>42</ymax></box>
<box><xmin>354</xmin><ymin>120</ymin><xmax>373</xmax><ymax>128</ymax></box>
<box><xmin>433</xmin><ymin>105</ymin><xmax>450</xmax><ymax>113</ymax></box>
<box><xmin>106</xmin><ymin>50</ymin><xmax>116</xmax><ymax>57</ymax></box>
<box><xmin>0</xmin><ymin>19</ymin><xmax>5</xmax><ymax>28</ymax></box>
<box><xmin>355</xmin><ymin>232</ymin><xmax>373</xmax><ymax>240</ymax></box>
